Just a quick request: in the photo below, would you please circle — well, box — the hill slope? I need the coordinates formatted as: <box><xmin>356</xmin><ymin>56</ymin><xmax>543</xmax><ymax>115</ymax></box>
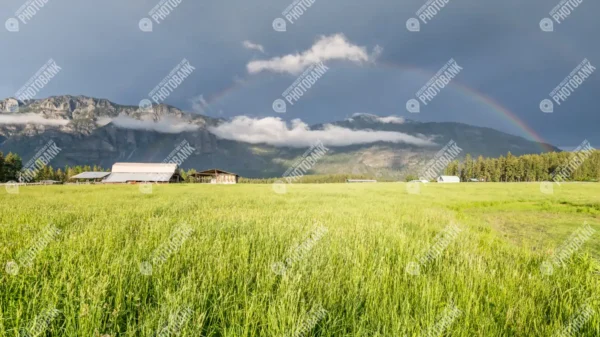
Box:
<box><xmin>0</xmin><ymin>96</ymin><xmax>559</xmax><ymax>178</ymax></box>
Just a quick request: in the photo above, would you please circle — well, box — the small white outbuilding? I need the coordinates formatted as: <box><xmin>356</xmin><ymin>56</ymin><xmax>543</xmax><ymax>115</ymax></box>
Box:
<box><xmin>437</xmin><ymin>176</ymin><xmax>460</xmax><ymax>183</ymax></box>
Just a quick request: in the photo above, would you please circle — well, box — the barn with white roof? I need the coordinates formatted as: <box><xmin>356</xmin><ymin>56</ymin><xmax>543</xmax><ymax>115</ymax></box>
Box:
<box><xmin>102</xmin><ymin>163</ymin><xmax>181</xmax><ymax>184</ymax></box>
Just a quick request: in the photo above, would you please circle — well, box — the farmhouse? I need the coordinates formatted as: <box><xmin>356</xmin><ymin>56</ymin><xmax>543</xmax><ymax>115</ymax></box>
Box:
<box><xmin>437</xmin><ymin>176</ymin><xmax>460</xmax><ymax>183</ymax></box>
<box><xmin>189</xmin><ymin>169</ymin><xmax>239</xmax><ymax>184</ymax></box>
<box><xmin>103</xmin><ymin>163</ymin><xmax>181</xmax><ymax>184</ymax></box>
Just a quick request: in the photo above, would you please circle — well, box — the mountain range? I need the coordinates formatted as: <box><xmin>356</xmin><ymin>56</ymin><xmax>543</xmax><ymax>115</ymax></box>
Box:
<box><xmin>0</xmin><ymin>96</ymin><xmax>560</xmax><ymax>178</ymax></box>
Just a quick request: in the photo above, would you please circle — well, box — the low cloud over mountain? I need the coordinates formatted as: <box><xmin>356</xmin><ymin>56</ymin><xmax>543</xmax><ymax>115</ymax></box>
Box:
<box><xmin>0</xmin><ymin>113</ymin><xmax>69</xmax><ymax>126</ymax></box>
<box><xmin>99</xmin><ymin>115</ymin><xmax>201</xmax><ymax>134</ymax></box>
<box><xmin>208</xmin><ymin>116</ymin><xmax>433</xmax><ymax>148</ymax></box>
<box><xmin>349</xmin><ymin>113</ymin><xmax>405</xmax><ymax>124</ymax></box>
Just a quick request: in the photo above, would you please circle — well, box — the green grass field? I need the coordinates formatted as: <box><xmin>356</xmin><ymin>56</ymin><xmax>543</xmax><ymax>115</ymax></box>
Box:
<box><xmin>1</xmin><ymin>183</ymin><xmax>599</xmax><ymax>336</ymax></box>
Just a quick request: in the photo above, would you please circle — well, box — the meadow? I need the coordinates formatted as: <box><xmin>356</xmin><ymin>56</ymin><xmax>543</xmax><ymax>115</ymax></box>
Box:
<box><xmin>0</xmin><ymin>183</ymin><xmax>599</xmax><ymax>336</ymax></box>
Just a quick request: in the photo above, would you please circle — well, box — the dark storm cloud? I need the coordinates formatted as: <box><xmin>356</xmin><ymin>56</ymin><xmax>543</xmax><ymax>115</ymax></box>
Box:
<box><xmin>0</xmin><ymin>0</ymin><xmax>598</xmax><ymax>146</ymax></box>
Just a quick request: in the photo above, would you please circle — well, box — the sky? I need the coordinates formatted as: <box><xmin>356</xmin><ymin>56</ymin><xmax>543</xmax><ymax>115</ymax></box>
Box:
<box><xmin>0</xmin><ymin>0</ymin><xmax>598</xmax><ymax>148</ymax></box>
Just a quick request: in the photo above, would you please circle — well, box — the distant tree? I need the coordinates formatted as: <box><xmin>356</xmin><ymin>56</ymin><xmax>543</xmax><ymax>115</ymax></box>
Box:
<box><xmin>475</xmin><ymin>155</ymin><xmax>485</xmax><ymax>181</ymax></box>
<box><xmin>3</xmin><ymin>153</ymin><xmax>22</xmax><ymax>181</ymax></box>
<box><xmin>185</xmin><ymin>169</ymin><xmax>197</xmax><ymax>183</ymax></box>
<box><xmin>404</xmin><ymin>174</ymin><xmax>419</xmax><ymax>182</ymax></box>
<box><xmin>0</xmin><ymin>151</ymin><xmax>4</xmax><ymax>182</ymax></box>
<box><xmin>445</xmin><ymin>160</ymin><xmax>460</xmax><ymax>176</ymax></box>
<box><xmin>55</xmin><ymin>168</ymin><xmax>65</xmax><ymax>182</ymax></box>
<box><xmin>461</xmin><ymin>154</ymin><xmax>473</xmax><ymax>181</ymax></box>
<box><xmin>496</xmin><ymin>156</ymin><xmax>505</xmax><ymax>182</ymax></box>
<box><xmin>179</xmin><ymin>169</ymin><xmax>189</xmax><ymax>182</ymax></box>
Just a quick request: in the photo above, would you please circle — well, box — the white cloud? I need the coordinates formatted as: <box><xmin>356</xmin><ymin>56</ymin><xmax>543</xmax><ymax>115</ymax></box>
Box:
<box><xmin>377</xmin><ymin>116</ymin><xmax>405</xmax><ymax>124</ymax></box>
<box><xmin>208</xmin><ymin>116</ymin><xmax>432</xmax><ymax>148</ymax></box>
<box><xmin>102</xmin><ymin>115</ymin><xmax>200</xmax><ymax>133</ymax></box>
<box><xmin>242</xmin><ymin>40</ymin><xmax>266</xmax><ymax>54</ymax></box>
<box><xmin>247</xmin><ymin>34</ymin><xmax>380</xmax><ymax>75</ymax></box>
<box><xmin>351</xmin><ymin>113</ymin><xmax>405</xmax><ymax>124</ymax></box>
<box><xmin>0</xmin><ymin>113</ymin><xmax>69</xmax><ymax>126</ymax></box>
<box><xmin>95</xmin><ymin>117</ymin><xmax>113</xmax><ymax>127</ymax></box>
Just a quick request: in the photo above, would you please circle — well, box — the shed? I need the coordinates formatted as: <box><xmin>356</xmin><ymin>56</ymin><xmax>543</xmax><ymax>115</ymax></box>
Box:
<box><xmin>103</xmin><ymin>163</ymin><xmax>181</xmax><ymax>183</ymax></box>
<box><xmin>189</xmin><ymin>169</ymin><xmax>238</xmax><ymax>184</ymax></box>
<box><xmin>437</xmin><ymin>176</ymin><xmax>460</xmax><ymax>183</ymax></box>
<box><xmin>71</xmin><ymin>172</ymin><xmax>111</xmax><ymax>183</ymax></box>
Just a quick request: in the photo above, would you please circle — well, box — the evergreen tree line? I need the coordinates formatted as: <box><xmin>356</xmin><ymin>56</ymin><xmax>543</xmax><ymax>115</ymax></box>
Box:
<box><xmin>0</xmin><ymin>151</ymin><xmax>111</xmax><ymax>182</ymax></box>
<box><xmin>1</xmin><ymin>150</ymin><xmax>599</xmax><ymax>183</ymax></box>
<box><xmin>247</xmin><ymin>150</ymin><xmax>600</xmax><ymax>183</ymax></box>
<box><xmin>439</xmin><ymin>151</ymin><xmax>600</xmax><ymax>182</ymax></box>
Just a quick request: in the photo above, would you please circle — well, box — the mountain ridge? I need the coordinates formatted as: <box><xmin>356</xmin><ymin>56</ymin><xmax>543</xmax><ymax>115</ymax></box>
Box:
<box><xmin>0</xmin><ymin>95</ymin><xmax>561</xmax><ymax>178</ymax></box>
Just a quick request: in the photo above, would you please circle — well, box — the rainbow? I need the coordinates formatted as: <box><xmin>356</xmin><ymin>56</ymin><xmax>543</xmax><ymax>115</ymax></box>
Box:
<box><xmin>378</xmin><ymin>62</ymin><xmax>555</xmax><ymax>152</ymax></box>
<box><xmin>198</xmin><ymin>62</ymin><xmax>556</xmax><ymax>152</ymax></box>
<box><xmin>455</xmin><ymin>84</ymin><xmax>555</xmax><ymax>152</ymax></box>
